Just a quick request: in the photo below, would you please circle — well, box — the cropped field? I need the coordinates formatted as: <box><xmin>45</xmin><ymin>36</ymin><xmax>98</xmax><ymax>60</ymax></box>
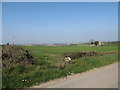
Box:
<box><xmin>2</xmin><ymin>44</ymin><xmax>118</xmax><ymax>88</ymax></box>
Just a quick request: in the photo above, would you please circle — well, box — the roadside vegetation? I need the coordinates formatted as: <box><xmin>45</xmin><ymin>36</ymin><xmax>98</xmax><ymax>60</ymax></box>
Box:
<box><xmin>2</xmin><ymin>43</ymin><xmax>118</xmax><ymax>88</ymax></box>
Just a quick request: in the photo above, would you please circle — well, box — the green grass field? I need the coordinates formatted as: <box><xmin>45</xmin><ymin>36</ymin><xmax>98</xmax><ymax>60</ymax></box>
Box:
<box><xmin>2</xmin><ymin>45</ymin><xmax>118</xmax><ymax>88</ymax></box>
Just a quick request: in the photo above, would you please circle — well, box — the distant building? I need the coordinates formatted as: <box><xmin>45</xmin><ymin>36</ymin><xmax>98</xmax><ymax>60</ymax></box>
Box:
<box><xmin>91</xmin><ymin>41</ymin><xmax>104</xmax><ymax>46</ymax></box>
<box><xmin>25</xmin><ymin>45</ymin><xmax>32</xmax><ymax>46</ymax></box>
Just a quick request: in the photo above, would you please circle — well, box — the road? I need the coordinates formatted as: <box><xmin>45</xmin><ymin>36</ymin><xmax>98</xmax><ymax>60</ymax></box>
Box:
<box><xmin>32</xmin><ymin>63</ymin><xmax>119</xmax><ymax>88</ymax></box>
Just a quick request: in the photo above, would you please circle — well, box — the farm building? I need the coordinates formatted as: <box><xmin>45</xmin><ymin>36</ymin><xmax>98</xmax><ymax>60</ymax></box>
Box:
<box><xmin>91</xmin><ymin>41</ymin><xmax>104</xmax><ymax>46</ymax></box>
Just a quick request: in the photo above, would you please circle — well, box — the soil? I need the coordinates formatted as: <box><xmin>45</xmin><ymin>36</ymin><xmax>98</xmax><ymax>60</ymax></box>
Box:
<box><xmin>63</xmin><ymin>51</ymin><xmax>118</xmax><ymax>59</ymax></box>
<box><xmin>2</xmin><ymin>45</ymin><xmax>35</xmax><ymax>67</ymax></box>
<box><xmin>63</xmin><ymin>51</ymin><xmax>98</xmax><ymax>59</ymax></box>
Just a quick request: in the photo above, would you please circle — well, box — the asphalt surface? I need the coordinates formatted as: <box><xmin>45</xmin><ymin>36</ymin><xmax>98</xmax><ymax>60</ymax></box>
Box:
<box><xmin>32</xmin><ymin>63</ymin><xmax>118</xmax><ymax>88</ymax></box>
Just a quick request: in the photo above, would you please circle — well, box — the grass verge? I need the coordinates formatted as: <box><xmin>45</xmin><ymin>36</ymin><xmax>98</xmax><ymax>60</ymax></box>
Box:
<box><xmin>3</xmin><ymin>52</ymin><xmax>118</xmax><ymax>88</ymax></box>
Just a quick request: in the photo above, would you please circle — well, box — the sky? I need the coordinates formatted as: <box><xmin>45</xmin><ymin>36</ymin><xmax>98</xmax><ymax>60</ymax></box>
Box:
<box><xmin>2</xmin><ymin>2</ymin><xmax>118</xmax><ymax>44</ymax></box>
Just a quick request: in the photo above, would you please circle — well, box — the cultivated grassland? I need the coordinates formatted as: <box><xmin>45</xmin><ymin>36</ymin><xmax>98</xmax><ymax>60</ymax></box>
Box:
<box><xmin>2</xmin><ymin>45</ymin><xmax>118</xmax><ymax>88</ymax></box>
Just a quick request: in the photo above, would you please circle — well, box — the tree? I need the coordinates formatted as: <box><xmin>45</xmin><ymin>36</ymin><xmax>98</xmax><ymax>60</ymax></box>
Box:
<box><xmin>94</xmin><ymin>41</ymin><xmax>99</xmax><ymax>46</ymax></box>
<box><xmin>89</xmin><ymin>39</ymin><xmax>95</xmax><ymax>44</ymax></box>
<box><xmin>6</xmin><ymin>43</ymin><xmax>9</xmax><ymax>45</ymax></box>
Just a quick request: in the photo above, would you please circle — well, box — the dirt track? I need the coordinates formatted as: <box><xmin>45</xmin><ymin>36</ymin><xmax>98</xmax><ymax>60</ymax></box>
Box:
<box><xmin>32</xmin><ymin>62</ymin><xmax>118</xmax><ymax>88</ymax></box>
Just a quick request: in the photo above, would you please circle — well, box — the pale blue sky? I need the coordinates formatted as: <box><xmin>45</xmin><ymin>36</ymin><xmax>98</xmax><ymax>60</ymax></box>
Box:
<box><xmin>2</xmin><ymin>2</ymin><xmax>118</xmax><ymax>44</ymax></box>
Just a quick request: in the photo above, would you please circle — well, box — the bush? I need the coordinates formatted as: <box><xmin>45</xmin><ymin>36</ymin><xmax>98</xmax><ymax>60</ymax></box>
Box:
<box><xmin>63</xmin><ymin>51</ymin><xmax>97</xmax><ymax>59</ymax></box>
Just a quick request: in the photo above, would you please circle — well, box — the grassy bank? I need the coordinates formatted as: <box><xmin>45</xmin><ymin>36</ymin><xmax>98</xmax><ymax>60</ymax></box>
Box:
<box><xmin>2</xmin><ymin>45</ymin><xmax>118</xmax><ymax>88</ymax></box>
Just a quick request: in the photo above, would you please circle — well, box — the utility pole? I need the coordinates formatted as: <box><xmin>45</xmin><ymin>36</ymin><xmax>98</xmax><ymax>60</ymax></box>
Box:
<box><xmin>13</xmin><ymin>36</ymin><xmax>16</xmax><ymax>45</ymax></box>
